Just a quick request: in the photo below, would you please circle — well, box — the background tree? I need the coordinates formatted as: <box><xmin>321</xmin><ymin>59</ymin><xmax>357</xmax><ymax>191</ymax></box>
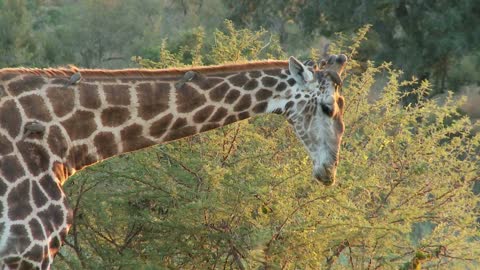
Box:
<box><xmin>306</xmin><ymin>0</ymin><xmax>480</xmax><ymax>94</ymax></box>
<box><xmin>0</xmin><ymin>0</ymin><xmax>38</xmax><ymax>67</ymax></box>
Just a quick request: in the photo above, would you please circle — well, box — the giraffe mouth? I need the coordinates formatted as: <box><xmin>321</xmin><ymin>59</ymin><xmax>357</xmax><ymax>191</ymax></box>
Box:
<box><xmin>313</xmin><ymin>164</ymin><xmax>337</xmax><ymax>186</ymax></box>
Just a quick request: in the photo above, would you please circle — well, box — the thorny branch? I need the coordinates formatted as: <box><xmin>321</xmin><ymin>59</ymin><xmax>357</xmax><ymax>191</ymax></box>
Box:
<box><xmin>65</xmin><ymin>178</ymin><xmax>102</xmax><ymax>268</ymax></box>
<box><xmin>222</xmin><ymin>124</ymin><xmax>241</xmax><ymax>165</ymax></box>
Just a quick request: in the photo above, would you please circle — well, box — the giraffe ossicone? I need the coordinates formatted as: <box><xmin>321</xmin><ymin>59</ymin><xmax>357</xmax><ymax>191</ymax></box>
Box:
<box><xmin>0</xmin><ymin>54</ymin><xmax>347</xmax><ymax>269</ymax></box>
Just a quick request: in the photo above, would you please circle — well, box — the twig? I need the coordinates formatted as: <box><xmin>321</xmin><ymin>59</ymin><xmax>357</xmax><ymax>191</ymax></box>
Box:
<box><xmin>222</xmin><ymin>124</ymin><xmax>241</xmax><ymax>165</ymax></box>
<box><xmin>258</xmin><ymin>34</ymin><xmax>273</xmax><ymax>54</ymax></box>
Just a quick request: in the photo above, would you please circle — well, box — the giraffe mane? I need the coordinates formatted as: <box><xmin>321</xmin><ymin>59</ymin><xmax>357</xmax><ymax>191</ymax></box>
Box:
<box><xmin>0</xmin><ymin>60</ymin><xmax>289</xmax><ymax>78</ymax></box>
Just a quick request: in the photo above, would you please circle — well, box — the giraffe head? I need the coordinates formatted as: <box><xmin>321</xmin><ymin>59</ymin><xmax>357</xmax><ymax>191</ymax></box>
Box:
<box><xmin>282</xmin><ymin>54</ymin><xmax>347</xmax><ymax>186</ymax></box>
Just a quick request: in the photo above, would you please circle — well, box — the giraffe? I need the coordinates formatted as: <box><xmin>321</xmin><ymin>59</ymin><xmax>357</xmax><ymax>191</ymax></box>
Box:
<box><xmin>0</xmin><ymin>54</ymin><xmax>347</xmax><ymax>269</ymax></box>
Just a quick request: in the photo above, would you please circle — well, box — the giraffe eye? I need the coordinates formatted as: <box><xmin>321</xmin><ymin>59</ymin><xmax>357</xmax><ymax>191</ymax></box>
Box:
<box><xmin>320</xmin><ymin>103</ymin><xmax>334</xmax><ymax>117</ymax></box>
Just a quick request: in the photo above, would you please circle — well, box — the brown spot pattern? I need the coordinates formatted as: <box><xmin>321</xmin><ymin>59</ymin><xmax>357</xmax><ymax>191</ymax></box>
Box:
<box><xmin>17</xmin><ymin>141</ymin><xmax>50</xmax><ymax>176</ymax></box>
<box><xmin>9</xmin><ymin>225</ymin><xmax>30</xmax><ymax>253</ymax></box>
<box><xmin>0</xmin><ymin>156</ymin><xmax>24</xmax><ymax>182</ymax></box>
<box><xmin>7</xmin><ymin>76</ymin><xmax>45</xmax><ymax>96</ymax></box>
<box><xmin>176</xmin><ymin>84</ymin><xmax>206</xmax><ymax>113</ymax></box>
<box><xmin>261</xmin><ymin>76</ymin><xmax>277</xmax><ymax>87</ymax></box>
<box><xmin>171</xmin><ymin>118</ymin><xmax>186</xmax><ymax>130</ymax></box>
<box><xmin>47</xmin><ymin>126</ymin><xmax>68</xmax><ymax>158</ymax></box>
<box><xmin>209</xmin><ymin>82</ymin><xmax>229</xmax><ymax>102</ymax></box>
<box><xmin>0</xmin><ymin>73</ymin><xmax>18</xmax><ymax>81</ymax></box>
<box><xmin>32</xmin><ymin>181</ymin><xmax>48</xmax><ymax>208</ymax></box>
<box><xmin>0</xmin><ymin>85</ymin><xmax>5</xmax><ymax>97</ymax></box>
<box><xmin>3</xmin><ymin>257</ymin><xmax>20</xmax><ymax>266</ymax></box>
<box><xmin>285</xmin><ymin>101</ymin><xmax>294</xmax><ymax>112</ymax></box>
<box><xmin>104</xmin><ymin>85</ymin><xmax>131</xmax><ymax>105</ymax></box>
<box><xmin>0</xmin><ymin>134</ymin><xmax>13</xmax><ymax>155</ymax></box>
<box><xmin>0</xmin><ymin>100</ymin><xmax>22</xmax><ymax>137</ymax></box>
<box><xmin>209</xmin><ymin>107</ymin><xmax>228</xmax><ymax>122</ymax></box>
<box><xmin>7</xmin><ymin>180</ymin><xmax>32</xmax><ymax>220</ymax></box>
<box><xmin>287</xmin><ymin>78</ymin><xmax>296</xmax><ymax>86</ymax></box>
<box><xmin>19</xmin><ymin>95</ymin><xmax>52</xmax><ymax>122</ymax></box>
<box><xmin>163</xmin><ymin>126</ymin><xmax>197</xmax><ymax>142</ymax></box>
<box><xmin>255</xmin><ymin>89</ymin><xmax>273</xmax><ymax>101</ymax></box>
<box><xmin>264</xmin><ymin>69</ymin><xmax>282</xmax><ymax>76</ymax></box>
<box><xmin>37</xmin><ymin>205</ymin><xmax>63</xmax><ymax>235</ymax></box>
<box><xmin>61</xmin><ymin>110</ymin><xmax>97</xmax><ymax>140</ymax></box>
<box><xmin>200</xmin><ymin>123</ymin><xmax>220</xmax><ymax>132</ymax></box>
<box><xmin>229</xmin><ymin>73</ymin><xmax>249</xmax><ymax>87</ymax></box>
<box><xmin>193</xmin><ymin>106</ymin><xmax>215</xmax><ymax>123</ymax></box>
<box><xmin>66</xmin><ymin>144</ymin><xmax>97</xmax><ymax>170</ymax></box>
<box><xmin>101</xmin><ymin>107</ymin><xmax>130</xmax><ymax>127</ymax></box>
<box><xmin>0</xmin><ymin>181</ymin><xmax>7</xmax><ymax>196</ymax></box>
<box><xmin>150</xmin><ymin>114</ymin><xmax>173</xmax><ymax>138</ymax></box>
<box><xmin>94</xmin><ymin>132</ymin><xmax>118</xmax><ymax>159</ymax></box>
<box><xmin>41</xmin><ymin>258</ymin><xmax>51</xmax><ymax>270</ymax></box>
<box><xmin>79</xmin><ymin>84</ymin><xmax>101</xmax><ymax>109</ymax></box>
<box><xmin>84</xmin><ymin>78</ymin><xmax>118</xmax><ymax>83</ymax></box>
<box><xmin>244</xmin><ymin>79</ymin><xmax>259</xmax><ymax>90</ymax></box>
<box><xmin>225</xmin><ymin>90</ymin><xmax>240</xmax><ymax>104</ymax></box>
<box><xmin>46</xmin><ymin>87</ymin><xmax>75</xmax><ymax>117</ymax></box>
<box><xmin>253</xmin><ymin>102</ymin><xmax>268</xmax><ymax>113</ymax></box>
<box><xmin>137</xmin><ymin>82</ymin><xmax>170</xmax><ymax>120</ymax></box>
<box><xmin>29</xmin><ymin>219</ymin><xmax>46</xmax><ymax>241</ymax></box>
<box><xmin>224</xmin><ymin>115</ymin><xmax>237</xmax><ymax>125</ymax></box>
<box><xmin>249</xmin><ymin>71</ymin><xmax>262</xmax><ymax>78</ymax></box>
<box><xmin>276</xmin><ymin>82</ymin><xmax>287</xmax><ymax>92</ymax></box>
<box><xmin>50</xmin><ymin>78</ymin><xmax>68</xmax><ymax>85</ymax></box>
<box><xmin>121</xmin><ymin>124</ymin><xmax>154</xmax><ymax>152</ymax></box>
<box><xmin>233</xmin><ymin>95</ymin><xmax>251</xmax><ymax>112</ymax></box>
<box><xmin>197</xmin><ymin>76</ymin><xmax>223</xmax><ymax>90</ymax></box>
<box><xmin>238</xmin><ymin>112</ymin><xmax>250</xmax><ymax>120</ymax></box>
<box><xmin>25</xmin><ymin>245</ymin><xmax>44</xmax><ymax>262</ymax></box>
<box><xmin>39</xmin><ymin>175</ymin><xmax>62</xmax><ymax>201</ymax></box>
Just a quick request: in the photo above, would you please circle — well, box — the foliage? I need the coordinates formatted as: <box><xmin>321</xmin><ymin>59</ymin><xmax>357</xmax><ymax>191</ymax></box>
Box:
<box><xmin>55</xmin><ymin>24</ymin><xmax>480</xmax><ymax>269</ymax></box>
<box><xmin>134</xmin><ymin>20</ymin><xmax>285</xmax><ymax>69</ymax></box>
<box><xmin>308</xmin><ymin>0</ymin><xmax>480</xmax><ymax>94</ymax></box>
<box><xmin>0</xmin><ymin>0</ymin><xmax>38</xmax><ymax>66</ymax></box>
<box><xmin>210</xmin><ymin>20</ymin><xmax>285</xmax><ymax>63</ymax></box>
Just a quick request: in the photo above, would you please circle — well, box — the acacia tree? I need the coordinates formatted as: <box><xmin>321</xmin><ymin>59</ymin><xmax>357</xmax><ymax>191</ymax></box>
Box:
<box><xmin>55</xmin><ymin>24</ymin><xmax>480</xmax><ymax>269</ymax></box>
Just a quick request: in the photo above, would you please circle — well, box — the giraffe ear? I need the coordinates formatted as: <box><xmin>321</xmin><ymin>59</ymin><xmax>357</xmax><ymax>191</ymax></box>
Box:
<box><xmin>289</xmin><ymin>56</ymin><xmax>313</xmax><ymax>84</ymax></box>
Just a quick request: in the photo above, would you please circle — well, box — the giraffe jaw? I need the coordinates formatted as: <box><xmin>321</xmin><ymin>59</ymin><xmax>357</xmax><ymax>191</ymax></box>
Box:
<box><xmin>307</xmin><ymin>124</ymin><xmax>340</xmax><ymax>186</ymax></box>
<box><xmin>285</xmin><ymin>54</ymin><xmax>347</xmax><ymax>186</ymax></box>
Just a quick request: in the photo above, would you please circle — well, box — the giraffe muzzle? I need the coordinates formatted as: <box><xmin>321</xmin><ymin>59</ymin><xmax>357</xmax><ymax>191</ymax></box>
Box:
<box><xmin>313</xmin><ymin>164</ymin><xmax>337</xmax><ymax>186</ymax></box>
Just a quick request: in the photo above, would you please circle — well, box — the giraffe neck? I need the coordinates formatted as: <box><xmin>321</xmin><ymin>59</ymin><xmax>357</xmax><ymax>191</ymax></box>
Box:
<box><xmin>1</xmin><ymin>62</ymin><xmax>294</xmax><ymax>176</ymax></box>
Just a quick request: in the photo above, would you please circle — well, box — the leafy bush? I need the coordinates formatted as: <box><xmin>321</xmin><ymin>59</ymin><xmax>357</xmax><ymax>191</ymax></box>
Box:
<box><xmin>57</xmin><ymin>23</ymin><xmax>480</xmax><ymax>270</ymax></box>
